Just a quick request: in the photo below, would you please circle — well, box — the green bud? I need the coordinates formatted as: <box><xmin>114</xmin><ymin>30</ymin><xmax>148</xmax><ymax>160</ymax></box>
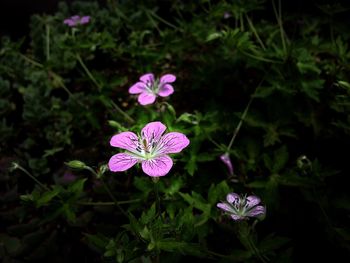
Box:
<box><xmin>66</xmin><ymin>160</ymin><xmax>87</xmax><ymax>169</ymax></box>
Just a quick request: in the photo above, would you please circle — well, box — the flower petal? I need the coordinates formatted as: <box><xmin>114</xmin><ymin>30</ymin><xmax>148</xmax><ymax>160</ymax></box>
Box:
<box><xmin>141</xmin><ymin>155</ymin><xmax>173</xmax><ymax>177</ymax></box>
<box><xmin>140</xmin><ymin>73</ymin><xmax>154</xmax><ymax>84</ymax></box>
<box><xmin>141</xmin><ymin>121</ymin><xmax>166</xmax><ymax>142</ymax></box>
<box><xmin>231</xmin><ymin>214</ymin><xmax>244</xmax><ymax>221</ymax></box>
<box><xmin>217</xmin><ymin>202</ymin><xmax>233</xmax><ymax>213</ymax></box>
<box><xmin>64</xmin><ymin>19</ymin><xmax>76</xmax><ymax>26</ymax></box>
<box><xmin>129</xmin><ymin>82</ymin><xmax>147</xmax><ymax>94</ymax></box>
<box><xmin>160</xmin><ymin>74</ymin><xmax>176</xmax><ymax>83</ymax></box>
<box><xmin>247</xmin><ymin>205</ymin><xmax>266</xmax><ymax>217</ymax></box>
<box><xmin>108</xmin><ymin>153</ymin><xmax>138</xmax><ymax>172</ymax></box>
<box><xmin>80</xmin><ymin>16</ymin><xmax>90</xmax><ymax>24</ymax></box>
<box><xmin>226</xmin><ymin>193</ymin><xmax>240</xmax><ymax>204</ymax></box>
<box><xmin>138</xmin><ymin>93</ymin><xmax>156</xmax><ymax>105</ymax></box>
<box><xmin>246</xmin><ymin>195</ymin><xmax>261</xmax><ymax>208</ymax></box>
<box><xmin>220</xmin><ymin>153</ymin><xmax>234</xmax><ymax>175</ymax></box>
<box><xmin>158</xmin><ymin>84</ymin><xmax>174</xmax><ymax>97</ymax></box>
<box><xmin>155</xmin><ymin>132</ymin><xmax>190</xmax><ymax>154</ymax></box>
<box><xmin>110</xmin><ymin>131</ymin><xmax>139</xmax><ymax>153</ymax></box>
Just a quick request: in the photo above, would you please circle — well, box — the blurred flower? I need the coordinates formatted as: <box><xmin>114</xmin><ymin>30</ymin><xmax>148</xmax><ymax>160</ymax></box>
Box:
<box><xmin>223</xmin><ymin>12</ymin><xmax>232</xmax><ymax>19</ymax></box>
<box><xmin>108</xmin><ymin>121</ymin><xmax>189</xmax><ymax>177</ymax></box>
<box><xmin>220</xmin><ymin>153</ymin><xmax>234</xmax><ymax>175</ymax></box>
<box><xmin>64</xmin><ymin>15</ymin><xmax>90</xmax><ymax>27</ymax></box>
<box><xmin>217</xmin><ymin>193</ymin><xmax>266</xmax><ymax>220</ymax></box>
<box><xmin>129</xmin><ymin>73</ymin><xmax>176</xmax><ymax>105</ymax></box>
<box><xmin>62</xmin><ymin>171</ymin><xmax>77</xmax><ymax>183</ymax></box>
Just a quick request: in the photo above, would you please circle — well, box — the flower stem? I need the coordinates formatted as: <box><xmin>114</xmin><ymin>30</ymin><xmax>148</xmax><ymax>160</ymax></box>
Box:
<box><xmin>227</xmin><ymin>76</ymin><xmax>266</xmax><ymax>152</ymax></box>
<box><xmin>76</xmin><ymin>54</ymin><xmax>103</xmax><ymax>91</ymax></box>
<box><xmin>245</xmin><ymin>14</ymin><xmax>266</xmax><ymax>51</ymax></box>
<box><xmin>110</xmin><ymin>100</ymin><xmax>135</xmax><ymax>124</ymax></box>
<box><xmin>152</xmin><ymin>178</ymin><xmax>162</xmax><ymax>218</ymax></box>
<box><xmin>227</xmin><ymin>96</ymin><xmax>253</xmax><ymax>152</ymax></box>
<box><xmin>84</xmin><ymin>166</ymin><xmax>129</xmax><ymax>218</ymax></box>
<box><xmin>45</xmin><ymin>23</ymin><xmax>50</xmax><ymax>61</ymax></box>
<box><xmin>76</xmin><ymin>199</ymin><xmax>141</xmax><ymax>206</ymax></box>
<box><xmin>272</xmin><ymin>0</ymin><xmax>288</xmax><ymax>57</ymax></box>
<box><xmin>12</xmin><ymin>163</ymin><xmax>49</xmax><ymax>191</ymax></box>
<box><xmin>19</xmin><ymin>53</ymin><xmax>43</xmax><ymax>68</ymax></box>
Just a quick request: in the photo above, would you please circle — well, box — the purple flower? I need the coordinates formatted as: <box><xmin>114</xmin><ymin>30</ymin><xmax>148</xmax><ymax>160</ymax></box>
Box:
<box><xmin>220</xmin><ymin>153</ymin><xmax>234</xmax><ymax>175</ymax></box>
<box><xmin>129</xmin><ymin>73</ymin><xmax>176</xmax><ymax>105</ymax></box>
<box><xmin>217</xmin><ymin>193</ymin><xmax>266</xmax><ymax>221</ymax></box>
<box><xmin>64</xmin><ymin>15</ymin><xmax>90</xmax><ymax>27</ymax></box>
<box><xmin>108</xmin><ymin>121</ymin><xmax>190</xmax><ymax>177</ymax></box>
<box><xmin>223</xmin><ymin>12</ymin><xmax>232</xmax><ymax>19</ymax></box>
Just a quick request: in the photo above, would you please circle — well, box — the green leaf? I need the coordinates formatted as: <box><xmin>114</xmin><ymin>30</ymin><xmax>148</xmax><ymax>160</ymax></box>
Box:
<box><xmin>140</xmin><ymin>203</ymin><xmax>156</xmax><ymax>225</ymax></box>
<box><xmin>272</xmin><ymin>145</ymin><xmax>289</xmax><ymax>173</ymax></box>
<box><xmin>0</xmin><ymin>234</ymin><xmax>21</xmax><ymax>254</ymax></box>
<box><xmin>68</xmin><ymin>178</ymin><xmax>87</xmax><ymax>194</ymax></box>
<box><xmin>208</xmin><ymin>181</ymin><xmax>230</xmax><ymax>205</ymax></box>
<box><xmin>36</xmin><ymin>187</ymin><xmax>61</xmax><ymax>207</ymax></box>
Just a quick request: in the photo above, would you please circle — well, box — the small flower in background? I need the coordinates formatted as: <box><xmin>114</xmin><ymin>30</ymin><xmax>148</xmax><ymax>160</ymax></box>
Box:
<box><xmin>108</xmin><ymin>121</ymin><xmax>189</xmax><ymax>177</ymax></box>
<box><xmin>220</xmin><ymin>153</ymin><xmax>234</xmax><ymax>176</ymax></box>
<box><xmin>64</xmin><ymin>15</ymin><xmax>90</xmax><ymax>27</ymax></box>
<box><xmin>129</xmin><ymin>73</ymin><xmax>176</xmax><ymax>105</ymax></box>
<box><xmin>223</xmin><ymin>12</ymin><xmax>232</xmax><ymax>19</ymax></box>
<box><xmin>217</xmin><ymin>193</ymin><xmax>266</xmax><ymax>221</ymax></box>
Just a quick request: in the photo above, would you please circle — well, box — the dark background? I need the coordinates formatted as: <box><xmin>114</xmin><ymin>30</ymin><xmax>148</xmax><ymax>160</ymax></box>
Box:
<box><xmin>1</xmin><ymin>0</ymin><xmax>350</xmax><ymax>40</ymax></box>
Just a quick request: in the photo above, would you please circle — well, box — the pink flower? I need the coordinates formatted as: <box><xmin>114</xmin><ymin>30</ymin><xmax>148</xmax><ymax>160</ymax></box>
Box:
<box><xmin>108</xmin><ymin>121</ymin><xmax>189</xmax><ymax>177</ymax></box>
<box><xmin>217</xmin><ymin>193</ymin><xmax>266</xmax><ymax>221</ymax></box>
<box><xmin>64</xmin><ymin>15</ymin><xmax>90</xmax><ymax>27</ymax></box>
<box><xmin>220</xmin><ymin>153</ymin><xmax>234</xmax><ymax>176</ymax></box>
<box><xmin>129</xmin><ymin>73</ymin><xmax>176</xmax><ymax>105</ymax></box>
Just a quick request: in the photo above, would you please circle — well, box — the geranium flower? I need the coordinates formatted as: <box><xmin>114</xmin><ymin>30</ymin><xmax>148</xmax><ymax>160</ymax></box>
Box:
<box><xmin>217</xmin><ymin>193</ymin><xmax>266</xmax><ymax>220</ymax></box>
<box><xmin>64</xmin><ymin>15</ymin><xmax>90</xmax><ymax>27</ymax></box>
<box><xmin>129</xmin><ymin>73</ymin><xmax>176</xmax><ymax>105</ymax></box>
<box><xmin>108</xmin><ymin>121</ymin><xmax>189</xmax><ymax>177</ymax></box>
<box><xmin>220</xmin><ymin>153</ymin><xmax>234</xmax><ymax>175</ymax></box>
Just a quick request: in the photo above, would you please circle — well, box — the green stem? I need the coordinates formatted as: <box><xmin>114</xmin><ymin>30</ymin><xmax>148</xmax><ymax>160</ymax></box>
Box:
<box><xmin>76</xmin><ymin>54</ymin><xmax>103</xmax><ymax>91</ymax></box>
<box><xmin>46</xmin><ymin>23</ymin><xmax>50</xmax><ymax>61</ymax></box>
<box><xmin>153</xmin><ymin>179</ymin><xmax>162</xmax><ymax>217</ymax></box>
<box><xmin>19</xmin><ymin>54</ymin><xmax>76</xmax><ymax>98</ymax></box>
<box><xmin>227</xmin><ymin>97</ymin><xmax>253</xmax><ymax>151</ymax></box>
<box><xmin>19</xmin><ymin>54</ymin><xmax>43</xmax><ymax>68</ymax></box>
<box><xmin>110</xmin><ymin>100</ymin><xmax>135</xmax><ymax>124</ymax></box>
<box><xmin>13</xmin><ymin>163</ymin><xmax>49</xmax><ymax>191</ymax></box>
<box><xmin>240</xmin><ymin>50</ymin><xmax>282</xmax><ymax>63</ymax></box>
<box><xmin>148</xmin><ymin>10</ymin><xmax>182</xmax><ymax>31</ymax></box>
<box><xmin>76</xmin><ymin>199</ymin><xmax>141</xmax><ymax>206</ymax></box>
<box><xmin>245</xmin><ymin>14</ymin><xmax>266</xmax><ymax>51</ymax></box>
<box><xmin>272</xmin><ymin>0</ymin><xmax>287</xmax><ymax>56</ymax></box>
<box><xmin>84</xmin><ymin>166</ymin><xmax>129</xmax><ymax>218</ymax></box>
<box><xmin>227</xmin><ymin>76</ymin><xmax>266</xmax><ymax>152</ymax></box>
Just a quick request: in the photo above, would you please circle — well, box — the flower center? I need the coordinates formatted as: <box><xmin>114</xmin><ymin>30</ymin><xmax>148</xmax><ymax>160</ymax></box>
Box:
<box><xmin>133</xmin><ymin>132</ymin><xmax>161</xmax><ymax>160</ymax></box>
<box><xmin>145</xmin><ymin>79</ymin><xmax>161</xmax><ymax>95</ymax></box>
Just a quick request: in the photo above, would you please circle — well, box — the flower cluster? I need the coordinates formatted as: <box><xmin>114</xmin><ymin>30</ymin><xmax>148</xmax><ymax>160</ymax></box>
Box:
<box><xmin>129</xmin><ymin>73</ymin><xmax>176</xmax><ymax>105</ymax></box>
<box><xmin>64</xmin><ymin>15</ymin><xmax>90</xmax><ymax>27</ymax></box>
<box><xmin>108</xmin><ymin>121</ymin><xmax>189</xmax><ymax>177</ymax></box>
<box><xmin>217</xmin><ymin>193</ymin><xmax>266</xmax><ymax>220</ymax></box>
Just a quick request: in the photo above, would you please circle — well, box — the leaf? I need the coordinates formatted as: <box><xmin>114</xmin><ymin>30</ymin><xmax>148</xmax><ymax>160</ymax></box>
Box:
<box><xmin>140</xmin><ymin>203</ymin><xmax>156</xmax><ymax>225</ymax></box>
<box><xmin>68</xmin><ymin>178</ymin><xmax>87</xmax><ymax>194</ymax></box>
<box><xmin>272</xmin><ymin>145</ymin><xmax>289</xmax><ymax>173</ymax></box>
<box><xmin>258</xmin><ymin>233</ymin><xmax>290</xmax><ymax>252</ymax></box>
<box><xmin>208</xmin><ymin>181</ymin><xmax>230</xmax><ymax>205</ymax></box>
<box><xmin>0</xmin><ymin>234</ymin><xmax>21</xmax><ymax>255</ymax></box>
<box><xmin>179</xmin><ymin>192</ymin><xmax>211</xmax><ymax>214</ymax></box>
<box><xmin>36</xmin><ymin>187</ymin><xmax>61</xmax><ymax>207</ymax></box>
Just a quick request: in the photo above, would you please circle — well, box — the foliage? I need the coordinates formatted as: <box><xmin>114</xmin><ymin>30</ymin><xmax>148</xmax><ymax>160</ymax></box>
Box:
<box><xmin>1</xmin><ymin>0</ymin><xmax>349</xmax><ymax>262</ymax></box>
